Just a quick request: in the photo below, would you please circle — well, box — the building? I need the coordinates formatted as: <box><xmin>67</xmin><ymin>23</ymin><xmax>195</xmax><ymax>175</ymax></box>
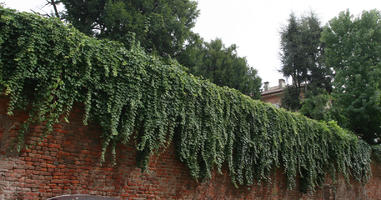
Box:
<box><xmin>261</xmin><ymin>79</ymin><xmax>286</xmax><ymax>108</ymax></box>
<box><xmin>261</xmin><ymin>79</ymin><xmax>308</xmax><ymax>108</ymax></box>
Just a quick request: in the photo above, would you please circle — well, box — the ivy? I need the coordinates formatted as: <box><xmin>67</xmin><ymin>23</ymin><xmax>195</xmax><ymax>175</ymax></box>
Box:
<box><xmin>0</xmin><ymin>8</ymin><xmax>372</xmax><ymax>192</ymax></box>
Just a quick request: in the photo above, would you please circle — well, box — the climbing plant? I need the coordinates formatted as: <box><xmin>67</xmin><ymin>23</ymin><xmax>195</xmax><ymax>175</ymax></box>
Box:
<box><xmin>0</xmin><ymin>8</ymin><xmax>373</xmax><ymax>192</ymax></box>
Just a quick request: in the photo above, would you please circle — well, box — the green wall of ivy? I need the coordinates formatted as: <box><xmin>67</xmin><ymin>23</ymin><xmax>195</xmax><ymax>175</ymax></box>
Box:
<box><xmin>0</xmin><ymin>8</ymin><xmax>372</xmax><ymax>192</ymax></box>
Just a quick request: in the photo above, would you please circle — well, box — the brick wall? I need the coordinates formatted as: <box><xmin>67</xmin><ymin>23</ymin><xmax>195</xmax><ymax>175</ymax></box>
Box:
<box><xmin>261</xmin><ymin>92</ymin><xmax>284</xmax><ymax>107</ymax></box>
<box><xmin>0</xmin><ymin>97</ymin><xmax>380</xmax><ymax>200</ymax></box>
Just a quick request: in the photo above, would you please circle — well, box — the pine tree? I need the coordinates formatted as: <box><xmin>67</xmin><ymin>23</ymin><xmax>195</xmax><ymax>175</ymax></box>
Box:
<box><xmin>280</xmin><ymin>12</ymin><xmax>331</xmax><ymax>111</ymax></box>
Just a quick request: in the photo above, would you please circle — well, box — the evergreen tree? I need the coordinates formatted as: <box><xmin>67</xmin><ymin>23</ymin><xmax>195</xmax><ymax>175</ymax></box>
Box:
<box><xmin>280</xmin><ymin>12</ymin><xmax>332</xmax><ymax>111</ymax></box>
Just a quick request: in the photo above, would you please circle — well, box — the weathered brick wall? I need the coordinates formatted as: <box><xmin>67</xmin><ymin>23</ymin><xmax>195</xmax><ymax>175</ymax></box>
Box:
<box><xmin>0</xmin><ymin>97</ymin><xmax>380</xmax><ymax>200</ymax></box>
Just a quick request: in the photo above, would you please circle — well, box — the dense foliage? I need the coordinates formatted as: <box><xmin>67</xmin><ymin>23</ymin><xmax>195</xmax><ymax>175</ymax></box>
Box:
<box><xmin>299</xmin><ymin>89</ymin><xmax>332</xmax><ymax>121</ymax></box>
<box><xmin>321</xmin><ymin>10</ymin><xmax>381</xmax><ymax>145</ymax></box>
<box><xmin>53</xmin><ymin>0</ymin><xmax>261</xmax><ymax>97</ymax></box>
<box><xmin>59</xmin><ymin>0</ymin><xmax>199</xmax><ymax>57</ymax></box>
<box><xmin>177</xmin><ymin>37</ymin><xmax>262</xmax><ymax>99</ymax></box>
<box><xmin>280</xmin><ymin>13</ymin><xmax>332</xmax><ymax>111</ymax></box>
<box><xmin>0</xmin><ymin>8</ymin><xmax>372</xmax><ymax>192</ymax></box>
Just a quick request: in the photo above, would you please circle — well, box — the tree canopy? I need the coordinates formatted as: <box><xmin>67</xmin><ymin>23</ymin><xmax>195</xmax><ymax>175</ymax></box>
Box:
<box><xmin>177</xmin><ymin>37</ymin><xmax>262</xmax><ymax>99</ymax></box>
<box><xmin>55</xmin><ymin>0</ymin><xmax>262</xmax><ymax>97</ymax></box>
<box><xmin>60</xmin><ymin>0</ymin><xmax>199</xmax><ymax>57</ymax></box>
<box><xmin>280</xmin><ymin>12</ymin><xmax>332</xmax><ymax>111</ymax></box>
<box><xmin>321</xmin><ymin>10</ymin><xmax>381</xmax><ymax>144</ymax></box>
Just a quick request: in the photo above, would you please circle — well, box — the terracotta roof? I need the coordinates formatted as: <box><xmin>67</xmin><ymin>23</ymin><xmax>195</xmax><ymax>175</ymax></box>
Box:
<box><xmin>261</xmin><ymin>86</ymin><xmax>285</xmax><ymax>96</ymax></box>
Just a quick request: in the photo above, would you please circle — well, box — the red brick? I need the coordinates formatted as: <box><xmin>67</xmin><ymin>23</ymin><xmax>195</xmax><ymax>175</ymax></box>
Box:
<box><xmin>0</xmin><ymin>97</ymin><xmax>379</xmax><ymax>200</ymax></box>
<box><xmin>46</xmin><ymin>164</ymin><xmax>56</xmax><ymax>168</ymax></box>
<box><xmin>48</xmin><ymin>143</ymin><xmax>61</xmax><ymax>148</ymax></box>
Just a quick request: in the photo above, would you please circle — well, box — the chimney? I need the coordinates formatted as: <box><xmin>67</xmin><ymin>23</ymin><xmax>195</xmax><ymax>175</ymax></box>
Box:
<box><xmin>264</xmin><ymin>82</ymin><xmax>269</xmax><ymax>91</ymax></box>
<box><xmin>278</xmin><ymin>79</ymin><xmax>285</xmax><ymax>88</ymax></box>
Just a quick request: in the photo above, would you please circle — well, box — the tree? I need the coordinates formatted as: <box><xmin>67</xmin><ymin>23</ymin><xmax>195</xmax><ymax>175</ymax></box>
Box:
<box><xmin>280</xmin><ymin>13</ymin><xmax>305</xmax><ymax>110</ymax></box>
<box><xmin>175</xmin><ymin>32</ymin><xmax>205</xmax><ymax>71</ymax></box>
<box><xmin>177</xmin><ymin>38</ymin><xmax>262</xmax><ymax>99</ymax></box>
<box><xmin>49</xmin><ymin>1</ymin><xmax>261</xmax><ymax>98</ymax></box>
<box><xmin>47</xmin><ymin>0</ymin><xmax>61</xmax><ymax>18</ymax></box>
<box><xmin>281</xmin><ymin>86</ymin><xmax>302</xmax><ymax>111</ymax></box>
<box><xmin>280</xmin><ymin>12</ymin><xmax>331</xmax><ymax>111</ymax></box>
<box><xmin>59</xmin><ymin>0</ymin><xmax>199</xmax><ymax>57</ymax></box>
<box><xmin>299</xmin><ymin>89</ymin><xmax>332</xmax><ymax>121</ymax></box>
<box><xmin>321</xmin><ymin>10</ymin><xmax>381</xmax><ymax>144</ymax></box>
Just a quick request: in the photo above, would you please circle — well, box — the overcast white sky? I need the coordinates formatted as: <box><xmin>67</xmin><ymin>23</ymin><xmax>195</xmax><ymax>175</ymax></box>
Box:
<box><xmin>2</xmin><ymin>0</ymin><xmax>381</xmax><ymax>87</ymax></box>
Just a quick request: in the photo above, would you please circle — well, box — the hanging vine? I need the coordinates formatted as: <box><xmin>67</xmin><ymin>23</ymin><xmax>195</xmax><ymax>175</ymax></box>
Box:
<box><xmin>0</xmin><ymin>8</ymin><xmax>373</xmax><ymax>192</ymax></box>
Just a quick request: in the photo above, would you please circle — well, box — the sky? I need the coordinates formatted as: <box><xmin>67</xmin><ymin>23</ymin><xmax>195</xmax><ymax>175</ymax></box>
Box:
<box><xmin>2</xmin><ymin>0</ymin><xmax>380</xmax><ymax>88</ymax></box>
